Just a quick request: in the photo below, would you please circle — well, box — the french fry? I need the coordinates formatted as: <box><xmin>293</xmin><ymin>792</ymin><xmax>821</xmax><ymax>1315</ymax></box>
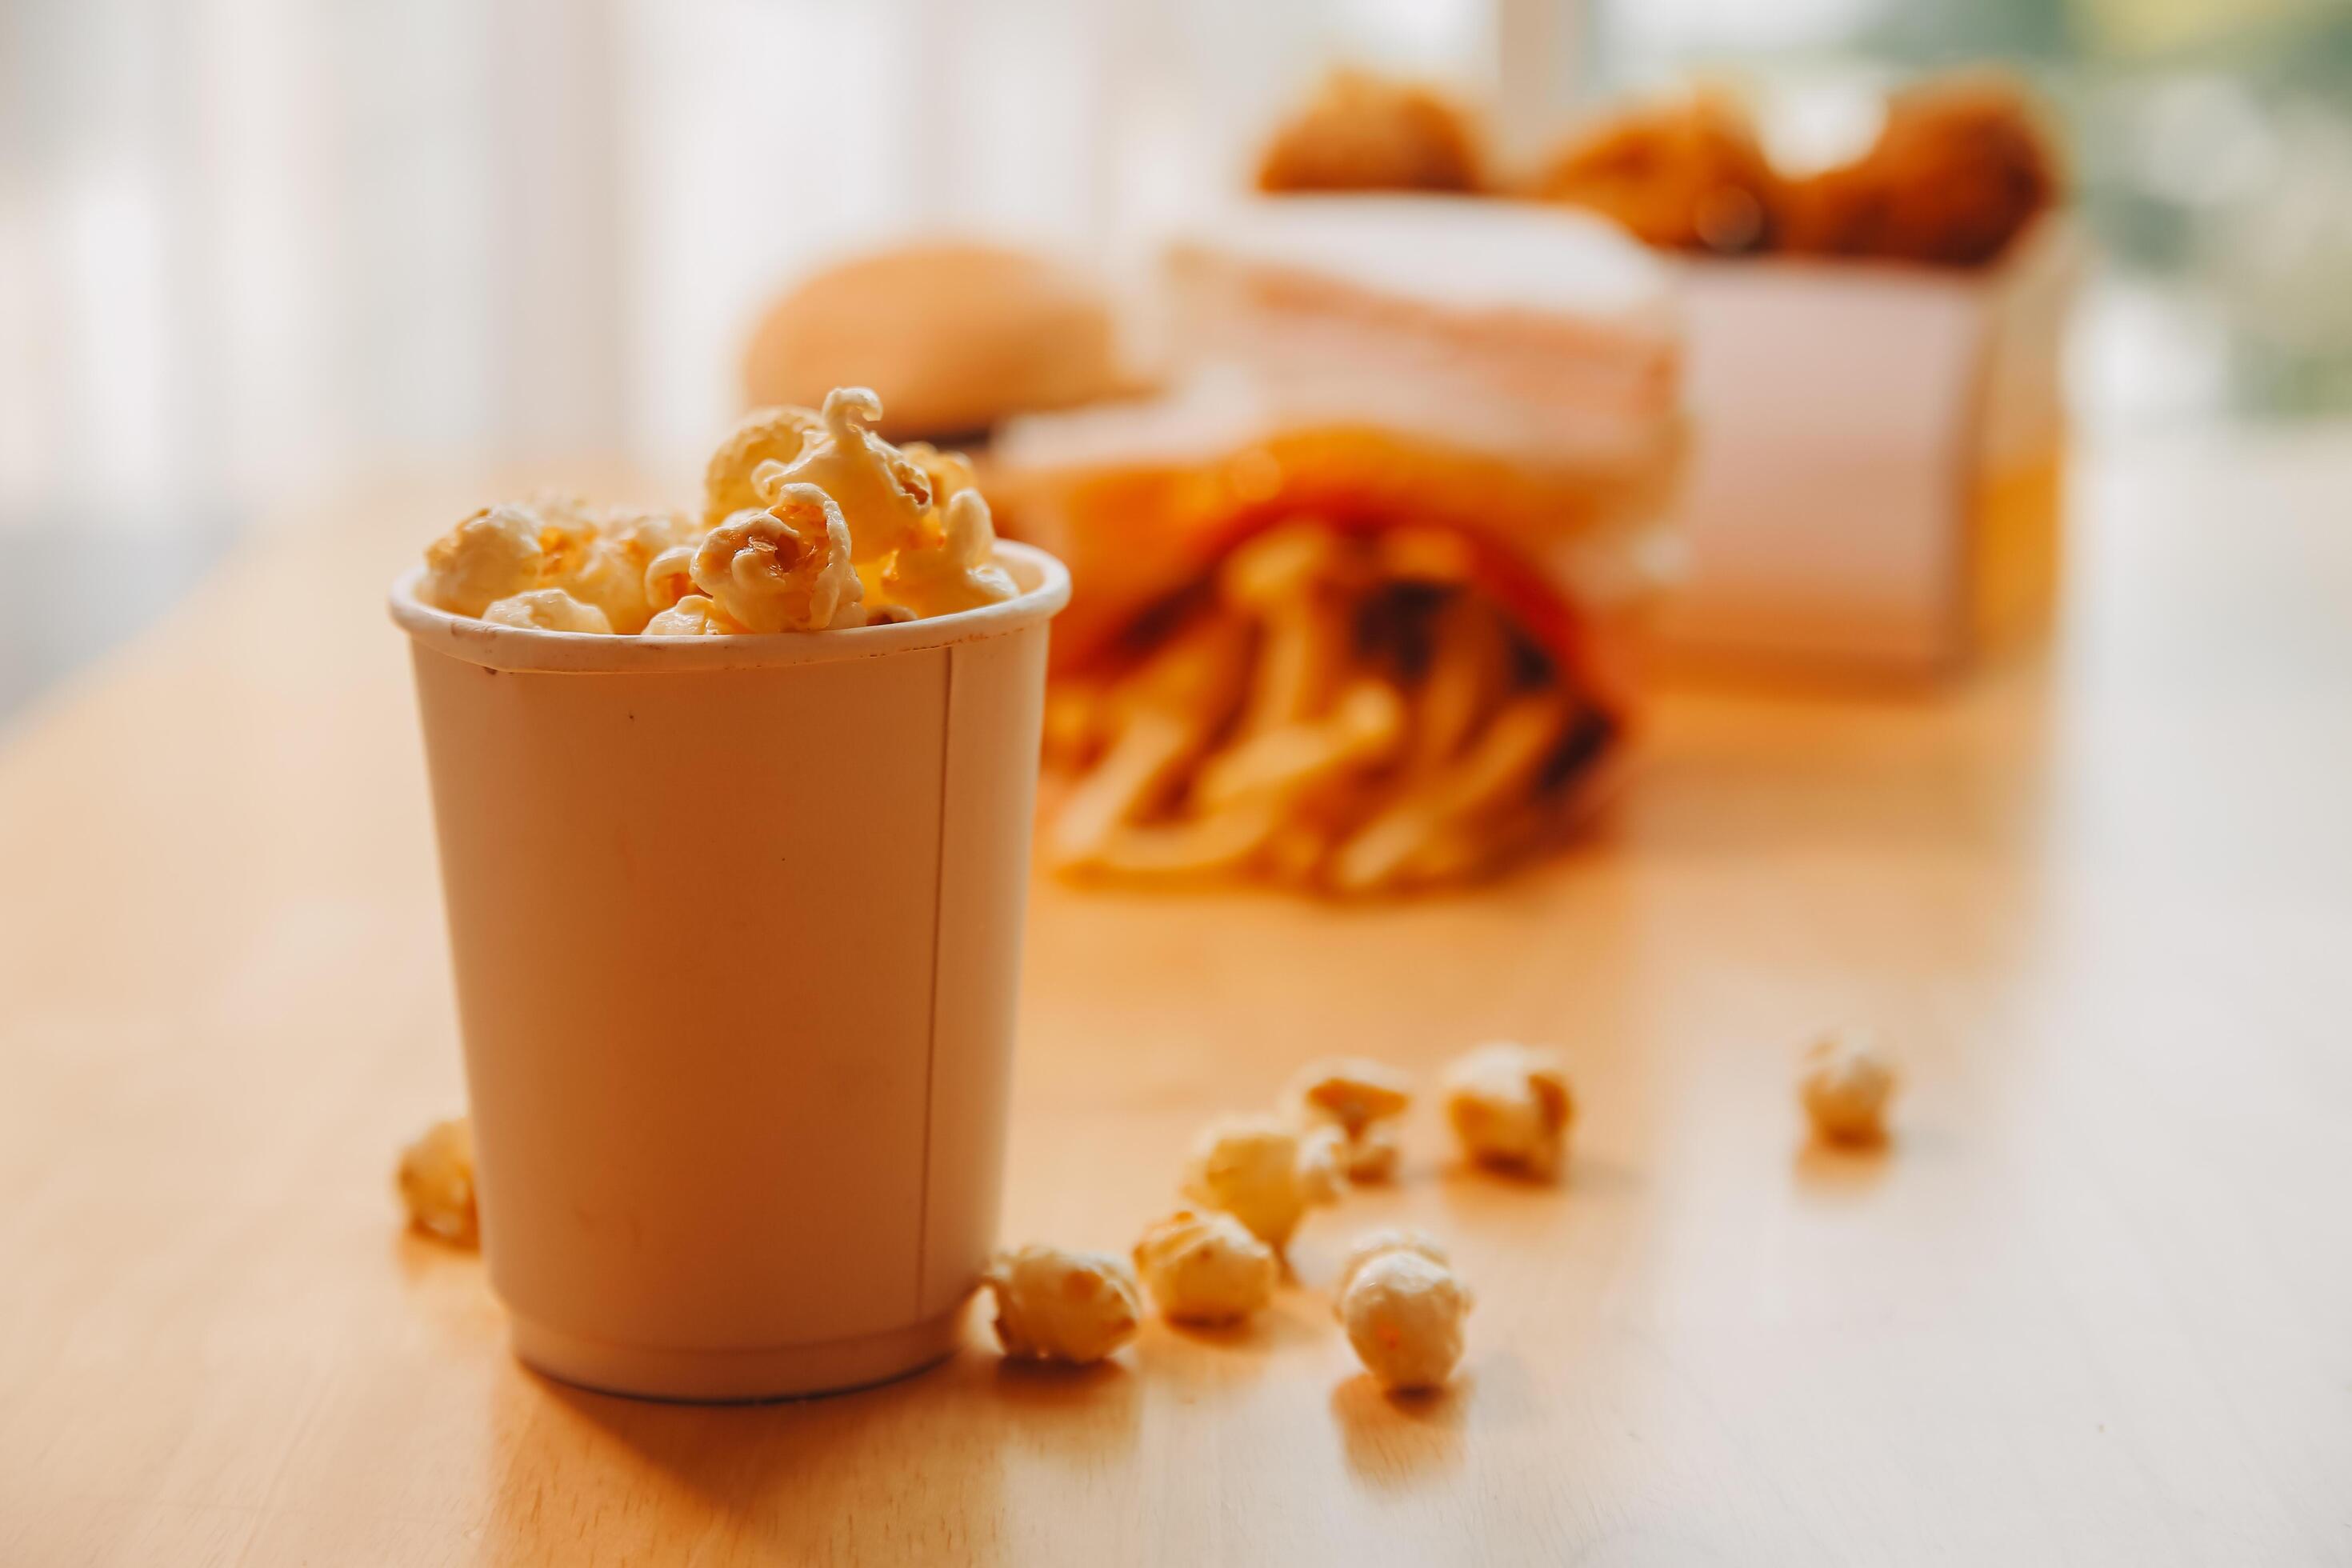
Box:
<box><xmin>1049</xmin><ymin>614</ymin><xmax>1250</xmax><ymax>868</ymax></box>
<box><xmin>1222</xmin><ymin>522</ymin><xmax>1355</xmax><ymax>733</ymax></box>
<box><xmin>1083</xmin><ymin>798</ymin><xmax>1287</xmax><ymax>882</ymax></box>
<box><xmin>1330</xmin><ymin>690</ymin><xmax>1574</xmax><ymax>894</ymax></box>
<box><xmin>1376</xmin><ymin>526</ymin><xmax>1479</xmax><ymax>586</ymax></box>
<box><xmin>1195</xmin><ymin>681</ymin><xmax>1404</xmax><ymax>812</ymax></box>
<box><xmin>1405</xmin><ymin>593</ymin><xmax>1512</xmax><ymax>775</ymax></box>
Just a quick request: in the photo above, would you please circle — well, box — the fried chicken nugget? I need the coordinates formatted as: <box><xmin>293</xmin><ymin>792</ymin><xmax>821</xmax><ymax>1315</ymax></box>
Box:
<box><xmin>1257</xmin><ymin>69</ymin><xmax>1484</xmax><ymax>195</ymax></box>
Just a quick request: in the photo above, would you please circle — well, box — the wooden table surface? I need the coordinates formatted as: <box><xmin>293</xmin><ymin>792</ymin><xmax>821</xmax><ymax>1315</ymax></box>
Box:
<box><xmin>3</xmin><ymin>429</ymin><xmax>2349</xmax><ymax>1566</ymax></box>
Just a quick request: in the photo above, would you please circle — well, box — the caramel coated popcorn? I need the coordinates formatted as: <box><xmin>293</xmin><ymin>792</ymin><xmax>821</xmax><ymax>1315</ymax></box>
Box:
<box><xmin>1442</xmin><ymin>1041</ymin><xmax>1574</xmax><ymax>1178</ymax></box>
<box><xmin>983</xmin><ymin>1244</ymin><xmax>1142</xmax><ymax>1364</ymax></box>
<box><xmin>690</xmin><ymin>486</ymin><xmax>864</xmax><ymax>633</ymax></box>
<box><xmin>1133</xmin><ymin>1208</ymin><xmax>1278</xmax><ymax>1325</ymax></box>
<box><xmin>396</xmin><ymin>1116</ymin><xmax>478</xmax><ymax>1247</ymax></box>
<box><xmin>415</xmin><ymin>387</ymin><xmax>1022</xmax><ymax>638</ymax></box>
<box><xmin>1799</xmin><ymin>1027</ymin><xmax>1897</xmax><ymax>1144</ymax></box>
<box><xmin>1337</xmin><ymin>1242</ymin><xmax>1471</xmax><ymax>1394</ymax></box>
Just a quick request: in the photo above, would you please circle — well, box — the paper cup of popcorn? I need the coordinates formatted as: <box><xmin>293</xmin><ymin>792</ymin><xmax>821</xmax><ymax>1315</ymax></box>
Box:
<box><xmin>389</xmin><ymin>456</ymin><xmax>1068</xmax><ymax>1400</ymax></box>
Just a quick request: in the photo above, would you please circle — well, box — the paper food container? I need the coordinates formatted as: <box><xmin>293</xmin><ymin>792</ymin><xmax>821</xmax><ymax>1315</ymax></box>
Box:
<box><xmin>1657</xmin><ymin>217</ymin><xmax>2081</xmax><ymax>676</ymax></box>
<box><xmin>388</xmin><ymin>542</ymin><xmax>1070</xmax><ymax>1402</ymax></box>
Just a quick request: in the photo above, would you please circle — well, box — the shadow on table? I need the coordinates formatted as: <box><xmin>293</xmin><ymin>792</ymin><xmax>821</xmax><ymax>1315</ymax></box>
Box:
<box><xmin>1329</xmin><ymin>1370</ymin><xmax>1468</xmax><ymax>1494</ymax></box>
<box><xmin>488</xmin><ymin>1334</ymin><xmax>1141</xmax><ymax>1562</ymax></box>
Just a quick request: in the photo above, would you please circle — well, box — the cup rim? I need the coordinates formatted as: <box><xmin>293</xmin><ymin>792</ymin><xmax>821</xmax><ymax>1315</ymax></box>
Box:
<box><xmin>389</xmin><ymin>538</ymin><xmax>1071</xmax><ymax>673</ymax></box>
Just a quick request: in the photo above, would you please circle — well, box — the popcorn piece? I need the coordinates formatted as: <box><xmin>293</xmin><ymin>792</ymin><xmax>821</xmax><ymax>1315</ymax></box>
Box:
<box><xmin>397</xmin><ymin>1116</ymin><xmax>478</xmax><ymax>1247</ymax></box>
<box><xmin>1335</xmin><ymin>1226</ymin><xmax>1450</xmax><ymax>1298</ymax></box>
<box><xmin>1337</xmin><ymin>1248</ymin><xmax>1471</xmax><ymax>1393</ymax></box>
<box><xmin>481</xmin><ymin>588</ymin><xmax>614</xmax><ymax>634</ymax></box>
<box><xmin>642</xmin><ymin>542</ymin><xmax>700</xmax><ymax>618</ymax></box>
<box><xmin>1287</xmin><ymin>1056</ymin><xmax>1414</xmax><ymax>1136</ymax></box>
<box><xmin>421</xmin><ymin>502</ymin><xmax>546</xmax><ymax>617</ymax></box>
<box><xmin>538</xmin><ymin>507</ymin><xmax>685</xmax><ymax>634</ymax></box>
<box><xmin>1337</xmin><ymin>1120</ymin><xmax>1402</xmax><ymax>1183</ymax></box>
<box><xmin>642</xmin><ymin>594</ymin><xmax>741</xmax><ymax>636</ymax></box>
<box><xmin>880</xmin><ymin>489</ymin><xmax>1019</xmax><ymax>620</ymax></box>
<box><xmin>690</xmin><ymin>486</ymin><xmax>864</xmax><ymax>633</ymax></box>
<box><xmin>703</xmin><ymin>404</ymin><xmax>826</xmax><ymax>530</ymax></box>
<box><xmin>1800</xmin><ymin>1027</ymin><xmax>1897</xmax><ymax>1145</ymax></box>
<box><xmin>1182</xmin><ymin>1114</ymin><xmax>1322</xmax><ymax>1251</ymax></box>
<box><xmin>982</xmin><ymin>1244</ymin><xmax>1142</xmax><ymax>1364</ymax></box>
<box><xmin>1132</xmin><ymin>1208</ymin><xmax>1278</xmax><ymax>1325</ymax></box>
<box><xmin>1295</xmin><ymin>1123</ymin><xmax>1348</xmax><ymax>1206</ymax></box>
<box><xmin>770</xmin><ymin>387</ymin><xmax>934</xmax><ymax>563</ymax></box>
<box><xmin>1442</xmin><ymin>1041</ymin><xmax>1573</xmax><ymax>1178</ymax></box>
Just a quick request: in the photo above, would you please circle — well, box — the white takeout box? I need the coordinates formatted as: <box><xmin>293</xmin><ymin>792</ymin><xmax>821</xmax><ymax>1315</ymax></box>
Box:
<box><xmin>1658</xmin><ymin>218</ymin><xmax>2080</xmax><ymax>676</ymax></box>
<box><xmin>390</xmin><ymin>542</ymin><xmax>1069</xmax><ymax>1401</ymax></box>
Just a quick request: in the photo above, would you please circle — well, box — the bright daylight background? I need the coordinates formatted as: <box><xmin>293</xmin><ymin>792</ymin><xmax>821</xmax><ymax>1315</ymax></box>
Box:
<box><xmin>2</xmin><ymin>0</ymin><xmax>2350</xmax><ymax>708</ymax></box>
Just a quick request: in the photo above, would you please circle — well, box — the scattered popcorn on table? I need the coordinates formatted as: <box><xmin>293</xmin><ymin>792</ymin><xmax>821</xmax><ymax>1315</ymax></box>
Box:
<box><xmin>1442</xmin><ymin>1041</ymin><xmax>1574</xmax><ymax>1178</ymax></box>
<box><xmin>983</xmin><ymin>1244</ymin><xmax>1142</xmax><ymax>1364</ymax></box>
<box><xmin>1182</xmin><ymin>1114</ymin><xmax>1335</xmax><ymax>1252</ymax></box>
<box><xmin>1288</xmin><ymin>1056</ymin><xmax>1414</xmax><ymax>1182</ymax></box>
<box><xmin>481</xmin><ymin>588</ymin><xmax>613</xmax><ymax>634</ymax></box>
<box><xmin>1287</xmin><ymin>1056</ymin><xmax>1413</xmax><ymax>1134</ymax></box>
<box><xmin>1800</xmin><ymin>1027</ymin><xmax>1898</xmax><ymax>1145</ymax></box>
<box><xmin>1334</xmin><ymin>1226</ymin><xmax>1450</xmax><ymax>1298</ymax></box>
<box><xmin>1133</xmin><ymin>1208</ymin><xmax>1278</xmax><ymax>1325</ymax></box>
<box><xmin>1295</xmin><ymin>1123</ymin><xmax>1349</xmax><ymax>1206</ymax></box>
<box><xmin>1337</xmin><ymin>1121</ymin><xmax>1402</xmax><ymax>1182</ymax></box>
<box><xmin>690</xmin><ymin>486</ymin><xmax>864</xmax><ymax>633</ymax></box>
<box><xmin>420</xmin><ymin>503</ymin><xmax>545</xmax><ymax>618</ymax></box>
<box><xmin>397</xmin><ymin>1116</ymin><xmax>478</xmax><ymax>1248</ymax></box>
<box><xmin>1336</xmin><ymin>1240</ymin><xmax>1471</xmax><ymax>1394</ymax></box>
<box><xmin>416</xmin><ymin>388</ymin><xmax>1022</xmax><ymax>638</ymax></box>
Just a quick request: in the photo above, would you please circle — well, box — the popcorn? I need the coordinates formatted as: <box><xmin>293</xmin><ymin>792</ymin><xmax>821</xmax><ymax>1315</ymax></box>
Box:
<box><xmin>1335</xmin><ymin>1121</ymin><xmax>1402</xmax><ymax>1183</ymax></box>
<box><xmin>481</xmin><ymin>588</ymin><xmax>614</xmax><ymax>634</ymax></box>
<box><xmin>690</xmin><ymin>487</ymin><xmax>864</xmax><ymax>634</ymax></box>
<box><xmin>420</xmin><ymin>389</ymin><xmax>1021</xmax><ymax>638</ymax></box>
<box><xmin>1181</xmin><ymin>1113</ymin><xmax>1334</xmax><ymax>1251</ymax></box>
<box><xmin>703</xmin><ymin>404</ymin><xmax>826</xmax><ymax>530</ymax></box>
<box><xmin>1295</xmin><ymin>1123</ymin><xmax>1349</xmax><ymax>1206</ymax></box>
<box><xmin>770</xmin><ymin>387</ymin><xmax>934</xmax><ymax>563</ymax></box>
<box><xmin>1799</xmin><ymin>1027</ymin><xmax>1897</xmax><ymax>1144</ymax></box>
<box><xmin>642</xmin><ymin>594</ymin><xmax>741</xmax><ymax>636</ymax></box>
<box><xmin>982</xmin><ymin>1244</ymin><xmax>1142</xmax><ymax>1364</ymax></box>
<box><xmin>1335</xmin><ymin>1226</ymin><xmax>1450</xmax><ymax>1298</ymax></box>
<box><xmin>1336</xmin><ymin>1243</ymin><xmax>1471</xmax><ymax>1393</ymax></box>
<box><xmin>1441</xmin><ymin>1041</ymin><xmax>1573</xmax><ymax>1178</ymax></box>
<box><xmin>1287</xmin><ymin>1056</ymin><xmax>1413</xmax><ymax>1135</ymax></box>
<box><xmin>880</xmin><ymin>489</ymin><xmax>1019</xmax><ymax>619</ymax></box>
<box><xmin>397</xmin><ymin>1116</ymin><xmax>478</xmax><ymax>1247</ymax></box>
<box><xmin>641</xmin><ymin>542</ymin><xmax>700</xmax><ymax>618</ymax></box>
<box><xmin>1132</xmin><ymin>1208</ymin><xmax>1278</xmax><ymax>1325</ymax></box>
<box><xmin>421</xmin><ymin>503</ymin><xmax>546</xmax><ymax>617</ymax></box>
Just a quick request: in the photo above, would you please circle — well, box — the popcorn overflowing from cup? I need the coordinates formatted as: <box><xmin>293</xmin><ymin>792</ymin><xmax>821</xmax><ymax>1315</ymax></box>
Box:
<box><xmin>414</xmin><ymin>387</ymin><xmax>1018</xmax><ymax>635</ymax></box>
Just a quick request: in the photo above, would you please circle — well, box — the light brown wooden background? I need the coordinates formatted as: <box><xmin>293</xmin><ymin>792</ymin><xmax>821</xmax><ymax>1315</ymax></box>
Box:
<box><xmin>3</xmin><ymin>430</ymin><xmax>2348</xmax><ymax>1565</ymax></box>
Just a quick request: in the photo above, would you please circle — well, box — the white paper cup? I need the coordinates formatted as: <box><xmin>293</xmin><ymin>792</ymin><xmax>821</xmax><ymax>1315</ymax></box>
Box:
<box><xmin>389</xmin><ymin>542</ymin><xmax>1070</xmax><ymax>1401</ymax></box>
